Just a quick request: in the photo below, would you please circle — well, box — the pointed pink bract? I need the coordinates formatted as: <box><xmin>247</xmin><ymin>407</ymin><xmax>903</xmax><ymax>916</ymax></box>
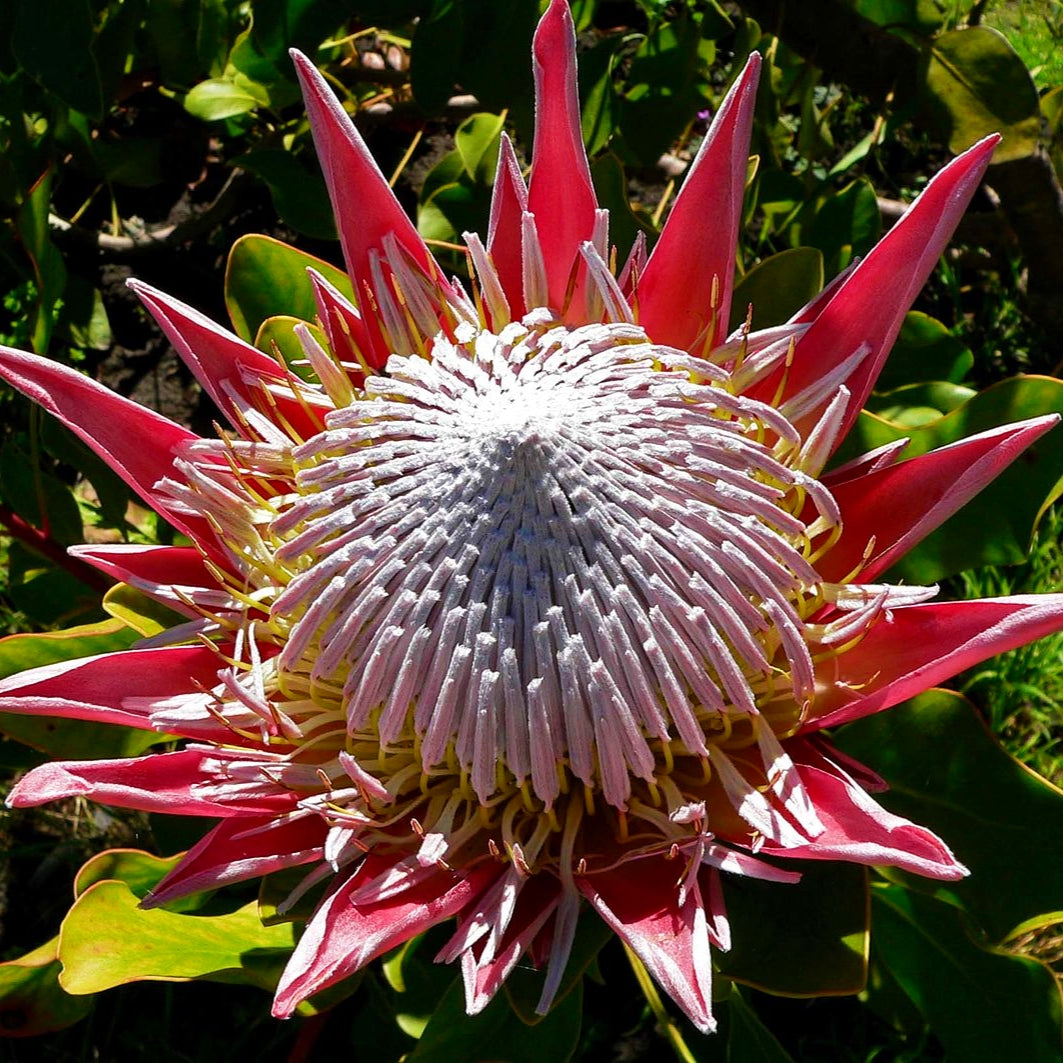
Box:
<box><xmin>819</xmin><ymin>416</ymin><xmax>1058</xmax><ymax>583</ymax></box>
<box><xmin>637</xmin><ymin>54</ymin><xmax>761</xmax><ymax>352</ymax></box>
<box><xmin>809</xmin><ymin>594</ymin><xmax>1063</xmax><ymax>730</ymax></box>
<box><xmin>764</xmin><ymin>135</ymin><xmax>999</xmax><ymax>441</ymax></box>
<box><xmin>527</xmin><ymin>0</ymin><xmax>599</xmax><ymax>313</ymax></box>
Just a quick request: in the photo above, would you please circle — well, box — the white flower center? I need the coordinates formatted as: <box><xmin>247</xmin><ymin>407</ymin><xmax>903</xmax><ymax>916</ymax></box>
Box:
<box><xmin>266</xmin><ymin>318</ymin><xmax>838</xmax><ymax>810</ymax></box>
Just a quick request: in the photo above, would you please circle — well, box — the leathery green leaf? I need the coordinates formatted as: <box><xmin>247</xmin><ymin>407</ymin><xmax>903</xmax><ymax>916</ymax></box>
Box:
<box><xmin>730</xmin><ymin>247</ymin><xmax>824</xmax><ymax>333</ymax></box>
<box><xmin>69</xmin><ymin>848</ymin><xmax>215</xmax><ymax>914</ymax></box>
<box><xmin>0</xmin><ymin>938</ymin><xmax>93</xmax><ymax>1037</ymax></box>
<box><xmin>102</xmin><ymin>583</ymin><xmax>186</xmax><ymax>638</ymax></box>
<box><xmin>254</xmin><ymin>315</ymin><xmax>329</xmax><ymax>380</ymax></box>
<box><xmin>407</xmin><ymin>974</ymin><xmax>583</xmax><ymax>1062</ymax></box>
<box><xmin>57</xmin><ymin>880</ymin><xmax>297</xmax><ymax>995</ymax></box>
<box><xmin>836</xmin><ymin>691</ymin><xmax>1063</xmax><ymax>942</ymax></box>
<box><xmin>924</xmin><ymin>27</ymin><xmax>1039</xmax><ymax>162</ymax></box>
<box><xmin>718</xmin><ymin>863</ymin><xmax>869</xmax><ymax>995</ymax></box>
<box><xmin>225</xmin><ymin>234</ymin><xmax>353</xmax><ymax>342</ymax></box>
<box><xmin>872</xmin><ymin>884</ymin><xmax>1063</xmax><ymax>1061</ymax></box>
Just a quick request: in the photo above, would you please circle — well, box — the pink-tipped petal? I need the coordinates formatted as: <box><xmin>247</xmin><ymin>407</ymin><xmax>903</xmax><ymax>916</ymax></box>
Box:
<box><xmin>0</xmin><ymin>644</ymin><xmax>226</xmax><ymax>737</ymax></box>
<box><xmin>0</xmin><ymin>345</ymin><xmax>208</xmax><ymax>543</ymax></box>
<box><xmin>637</xmin><ymin>54</ymin><xmax>761</xmax><ymax>352</ymax></box>
<box><xmin>272</xmin><ymin>856</ymin><xmax>499</xmax><ymax>1017</ymax></box>
<box><xmin>487</xmin><ymin>133</ymin><xmax>529</xmax><ymax>319</ymax></box>
<box><xmin>460</xmin><ymin>874</ymin><xmax>560</xmax><ymax>1014</ymax></box>
<box><xmin>289</xmin><ymin>51</ymin><xmax>445</xmax><ymax>305</ymax></box>
<box><xmin>527</xmin><ymin>0</ymin><xmax>599</xmax><ymax>312</ymax></box>
<box><xmin>70</xmin><ymin>544</ymin><xmax>219</xmax><ymax>614</ymax></box>
<box><xmin>767</xmin><ymin>135</ymin><xmax>999</xmax><ymax>441</ymax></box>
<box><xmin>128</xmin><ymin>279</ymin><xmax>324</xmax><ymax>441</ymax></box>
<box><xmin>821</xmin><ymin>437</ymin><xmax>910</xmax><ymax>485</ymax></box>
<box><xmin>579</xmin><ymin>858</ymin><xmax>716</xmax><ymax>1033</ymax></box>
<box><xmin>146</xmin><ymin>814</ymin><xmax>326</xmax><ymax>906</ymax></box>
<box><xmin>759</xmin><ymin>749</ymin><xmax>966</xmax><ymax>880</ymax></box>
<box><xmin>808</xmin><ymin>594</ymin><xmax>1063</xmax><ymax>730</ymax></box>
<box><xmin>820</xmin><ymin>415</ymin><xmax>1059</xmax><ymax>583</ymax></box>
<box><xmin>6</xmin><ymin>749</ymin><xmax>294</xmax><ymax>816</ymax></box>
<box><xmin>306</xmin><ymin>269</ymin><xmax>377</xmax><ymax>375</ymax></box>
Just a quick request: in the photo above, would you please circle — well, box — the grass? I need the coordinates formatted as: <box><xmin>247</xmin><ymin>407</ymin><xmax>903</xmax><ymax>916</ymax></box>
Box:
<box><xmin>983</xmin><ymin>0</ymin><xmax>1063</xmax><ymax>89</ymax></box>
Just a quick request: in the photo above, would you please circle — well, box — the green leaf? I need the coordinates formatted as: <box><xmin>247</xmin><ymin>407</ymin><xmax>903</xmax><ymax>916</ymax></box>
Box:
<box><xmin>591</xmin><ymin>154</ymin><xmax>656</xmax><ymax>267</ymax></box>
<box><xmin>254</xmin><ymin>315</ymin><xmax>328</xmax><ymax>378</ymax></box>
<box><xmin>620</xmin><ymin>14</ymin><xmax>706</xmax><ymax>165</ymax></box>
<box><xmin>872</xmin><ymin>884</ymin><xmax>1063</xmax><ymax>1061</ymax></box>
<box><xmin>836</xmin><ymin>691</ymin><xmax>1063</xmax><ymax>943</ymax></box>
<box><xmin>924</xmin><ymin>27</ymin><xmax>1040</xmax><ymax>162</ymax></box>
<box><xmin>147</xmin><ymin>0</ymin><xmax>234</xmax><ymax>86</ymax></box>
<box><xmin>0</xmin><ymin>939</ymin><xmax>93</xmax><ymax>1037</ymax></box>
<box><xmin>225</xmin><ymin>234</ymin><xmax>352</xmax><ymax>342</ymax></box>
<box><xmin>874</xmin><ymin>311</ymin><xmax>973</xmax><ymax>391</ymax></box>
<box><xmin>95</xmin><ymin>0</ymin><xmax>146</xmax><ymax>106</ymax></box>
<box><xmin>238</xmin><ymin>149</ymin><xmax>336</xmax><ymax>239</ymax></box>
<box><xmin>184</xmin><ymin>77</ymin><xmax>264</xmax><ymax>121</ymax></box>
<box><xmin>725</xmin><ymin>985</ymin><xmax>795</xmax><ymax>1062</ymax></box>
<box><xmin>74</xmin><ymin>847</ymin><xmax>210</xmax><ymax>915</ymax></box>
<box><xmin>40</xmin><ymin>416</ymin><xmax>129</xmax><ymax>531</ymax></box>
<box><xmin>15</xmin><ymin>171</ymin><xmax>67</xmax><ymax>354</ymax></box>
<box><xmin>0</xmin><ymin>437</ymin><xmax>84</xmax><ymax>547</ymax></box>
<box><xmin>730</xmin><ymin>247</ymin><xmax>824</xmax><ymax>333</ymax></box>
<box><xmin>718</xmin><ymin>863</ymin><xmax>868</xmax><ymax>995</ymax></box>
<box><xmin>853</xmin><ymin>0</ymin><xmax>944</xmax><ymax>31</ymax></box>
<box><xmin>0</xmin><ymin>620</ymin><xmax>164</xmax><ymax>760</ymax></box>
<box><xmin>245</xmin><ymin>0</ymin><xmax>348</xmax><ymax>78</ymax></box>
<box><xmin>840</xmin><ymin>375</ymin><xmax>1063</xmax><ymax>582</ymax></box>
<box><xmin>74</xmin><ymin>849</ymin><xmax>183</xmax><ymax>900</ymax></box>
<box><xmin>102</xmin><ymin>584</ymin><xmax>186</xmax><ymax>639</ymax></box>
<box><xmin>454</xmin><ymin>113</ymin><xmax>505</xmax><ymax>185</ymax></box>
<box><xmin>407</xmin><ymin>974</ymin><xmax>583</xmax><ymax>1063</ymax></box>
<box><xmin>505</xmin><ymin>914</ymin><xmax>612</xmax><ymax>1025</ymax></box>
<box><xmin>453</xmin><ymin>0</ymin><xmax>537</xmax><ymax>115</ymax></box>
<box><xmin>57</xmin><ymin>880</ymin><xmax>297</xmax><ymax>994</ymax></box>
<box><xmin>13</xmin><ymin>0</ymin><xmax>103</xmax><ymax>119</ymax></box>
<box><xmin>579</xmin><ymin>37</ymin><xmax>624</xmax><ymax>156</ymax></box>
<box><xmin>807</xmin><ymin>176</ymin><xmax>880</xmax><ymax>277</ymax></box>
<box><xmin>865</xmin><ymin>380</ymin><xmax>977</xmax><ymax>423</ymax></box>
<box><xmin>0</xmin><ymin>618</ymin><xmax>137</xmax><ymax>681</ymax></box>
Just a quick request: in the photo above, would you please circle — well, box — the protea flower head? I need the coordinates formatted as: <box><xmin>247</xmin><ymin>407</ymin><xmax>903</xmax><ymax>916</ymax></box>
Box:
<box><xmin>4</xmin><ymin>0</ymin><xmax>1063</xmax><ymax>1034</ymax></box>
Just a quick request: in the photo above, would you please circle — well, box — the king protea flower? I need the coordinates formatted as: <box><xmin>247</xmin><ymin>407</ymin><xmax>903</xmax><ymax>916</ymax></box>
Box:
<box><xmin>3</xmin><ymin>0</ymin><xmax>1063</xmax><ymax>1033</ymax></box>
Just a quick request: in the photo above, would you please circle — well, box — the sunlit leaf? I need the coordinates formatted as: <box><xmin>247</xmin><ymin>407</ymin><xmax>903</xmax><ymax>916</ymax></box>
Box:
<box><xmin>225</xmin><ymin>234</ymin><xmax>352</xmax><ymax>342</ymax></box>
<box><xmin>184</xmin><ymin>78</ymin><xmax>263</xmax><ymax>121</ymax></box>
<box><xmin>455</xmin><ymin>113</ymin><xmax>504</xmax><ymax>185</ymax></box>
<box><xmin>58</xmin><ymin>880</ymin><xmax>296</xmax><ymax>994</ymax></box>
<box><xmin>102</xmin><ymin>584</ymin><xmax>185</xmax><ymax>639</ymax></box>
<box><xmin>730</xmin><ymin>247</ymin><xmax>824</xmax><ymax>332</ymax></box>
<box><xmin>924</xmin><ymin>27</ymin><xmax>1039</xmax><ymax>162</ymax></box>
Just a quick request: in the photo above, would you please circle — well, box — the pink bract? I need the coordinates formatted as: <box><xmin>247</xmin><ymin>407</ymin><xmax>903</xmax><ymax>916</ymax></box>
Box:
<box><xmin>3</xmin><ymin>0</ymin><xmax>1063</xmax><ymax>1035</ymax></box>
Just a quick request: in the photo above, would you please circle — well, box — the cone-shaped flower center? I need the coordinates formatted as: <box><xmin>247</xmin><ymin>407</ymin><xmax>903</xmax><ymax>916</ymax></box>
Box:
<box><xmin>249</xmin><ymin>316</ymin><xmax>841</xmax><ymax>817</ymax></box>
